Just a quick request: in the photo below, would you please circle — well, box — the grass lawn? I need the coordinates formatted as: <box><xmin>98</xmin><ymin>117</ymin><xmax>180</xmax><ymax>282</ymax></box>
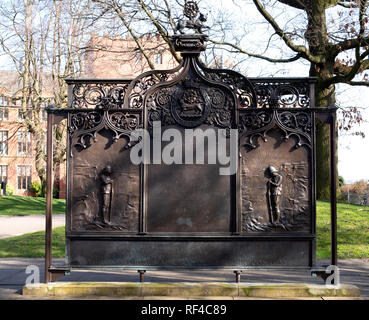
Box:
<box><xmin>0</xmin><ymin>226</ymin><xmax>65</xmax><ymax>258</ymax></box>
<box><xmin>316</xmin><ymin>201</ymin><xmax>369</xmax><ymax>259</ymax></box>
<box><xmin>0</xmin><ymin>199</ymin><xmax>368</xmax><ymax>259</ymax></box>
<box><xmin>0</xmin><ymin>195</ymin><xmax>66</xmax><ymax>216</ymax></box>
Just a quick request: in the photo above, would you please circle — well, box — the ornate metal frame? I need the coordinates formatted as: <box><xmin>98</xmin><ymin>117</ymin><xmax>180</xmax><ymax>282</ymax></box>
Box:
<box><xmin>44</xmin><ymin>21</ymin><xmax>337</xmax><ymax>283</ymax></box>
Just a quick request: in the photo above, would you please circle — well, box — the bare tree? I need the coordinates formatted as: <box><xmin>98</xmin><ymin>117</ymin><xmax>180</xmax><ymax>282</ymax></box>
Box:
<box><xmin>48</xmin><ymin>0</ymin><xmax>94</xmax><ymax>176</ymax></box>
<box><xmin>0</xmin><ymin>0</ymin><xmax>92</xmax><ymax>195</ymax></box>
<box><xmin>89</xmin><ymin>0</ymin><xmax>247</xmax><ymax>69</ymax></box>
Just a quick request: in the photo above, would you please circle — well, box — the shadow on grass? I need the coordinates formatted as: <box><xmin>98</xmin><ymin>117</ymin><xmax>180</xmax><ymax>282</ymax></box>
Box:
<box><xmin>0</xmin><ymin>226</ymin><xmax>65</xmax><ymax>258</ymax></box>
<box><xmin>0</xmin><ymin>196</ymin><xmax>65</xmax><ymax>216</ymax></box>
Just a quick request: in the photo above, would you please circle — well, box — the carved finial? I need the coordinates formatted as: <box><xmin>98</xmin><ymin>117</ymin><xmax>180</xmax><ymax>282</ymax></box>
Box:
<box><xmin>183</xmin><ymin>1</ymin><xmax>199</xmax><ymax>19</ymax></box>
<box><xmin>175</xmin><ymin>0</ymin><xmax>208</xmax><ymax>35</ymax></box>
<box><xmin>171</xmin><ymin>0</ymin><xmax>209</xmax><ymax>53</ymax></box>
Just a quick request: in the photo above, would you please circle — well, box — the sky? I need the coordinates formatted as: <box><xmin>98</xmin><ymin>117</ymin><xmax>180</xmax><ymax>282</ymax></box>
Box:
<box><xmin>335</xmin><ymin>85</ymin><xmax>369</xmax><ymax>183</ymax></box>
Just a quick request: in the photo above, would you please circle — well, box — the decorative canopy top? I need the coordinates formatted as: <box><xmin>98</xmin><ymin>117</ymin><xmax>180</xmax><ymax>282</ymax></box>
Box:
<box><xmin>64</xmin><ymin>0</ymin><xmax>316</xmax><ymax>112</ymax></box>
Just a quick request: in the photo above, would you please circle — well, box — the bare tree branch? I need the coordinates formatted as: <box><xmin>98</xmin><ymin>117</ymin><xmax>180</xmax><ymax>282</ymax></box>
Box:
<box><xmin>209</xmin><ymin>38</ymin><xmax>302</xmax><ymax>63</ymax></box>
<box><xmin>252</xmin><ymin>0</ymin><xmax>323</xmax><ymax>64</ymax></box>
<box><xmin>136</xmin><ymin>0</ymin><xmax>181</xmax><ymax>63</ymax></box>
<box><xmin>348</xmin><ymin>80</ymin><xmax>369</xmax><ymax>85</ymax></box>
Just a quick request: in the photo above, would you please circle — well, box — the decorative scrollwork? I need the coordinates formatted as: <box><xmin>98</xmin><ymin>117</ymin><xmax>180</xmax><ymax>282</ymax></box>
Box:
<box><xmin>129</xmin><ymin>74</ymin><xmax>158</xmax><ymax>109</ymax></box>
<box><xmin>239</xmin><ymin>109</ymin><xmax>312</xmax><ymax>149</ymax></box>
<box><xmin>109</xmin><ymin>112</ymin><xmax>140</xmax><ymax>131</ymax></box>
<box><xmin>70</xmin><ymin>82</ymin><xmax>129</xmax><ymax>109</ymax></box>
<box><xmin>67</xmin><ymin>77</ymin><xmax>314</xmax><ymax>111</ymax></box>
<box><xmin>68</xmin><ymin>110</ymin><xmax>141</xmax><ymax>157</ymax></box>
<box><xmin>239</xmin><ymin>111</ymin><xmax>272</xmax><ymax>132</ymax></box>
<box><xmin>196</xmin><ymin>61</ymin><xmax>257</xmax><ymax>109</ymax></box>
<box><xmin>123</xmin><ymin>62</ymin><xmax>185</xmax><ymax>109</ymax></box>
<box><xmin>147</xmin><ymin>76</ymin><xmax>234</xmax><ymax>130</ymax></box>
<box><xmin>251</xmin><ymin>80</ymin><xmax>311</xmax><ymax>108</ymax></box>
<box><xmin>205</xmin><ymin>89</ymin><xmax>233</xmax><ymax>128</ymax></box>
<box><xmin>278</xmin><ymin>111</ymin><xmax>311</xmax><ymax>134</ymax></box>
<box><xmin>69</xmin><ymin>112</ymin><xmax>102</xmax><ymax>136</ymax></box>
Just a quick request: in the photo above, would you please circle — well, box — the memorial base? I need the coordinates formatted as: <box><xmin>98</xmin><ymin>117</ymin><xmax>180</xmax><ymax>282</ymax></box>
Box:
<box><xmin>22</xmin><ymin>282</ymin><xmax>360</xmax><ymax>298</ymax></box>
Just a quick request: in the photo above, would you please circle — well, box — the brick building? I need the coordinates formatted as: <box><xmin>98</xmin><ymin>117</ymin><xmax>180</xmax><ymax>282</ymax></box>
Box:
<box><xmin>84</xmin><ymin>34</ymin><xmax>178</xmax><ymax>78</ymax></box>
<box><xmin>0</xmin><ymin>71</ymin><xmax>52</xmax><ymax>196</ymax></box>
<box><xmin>0</xmin><ymin>35</ymin><xmax>177</xmax><ymax>197</ymax></box>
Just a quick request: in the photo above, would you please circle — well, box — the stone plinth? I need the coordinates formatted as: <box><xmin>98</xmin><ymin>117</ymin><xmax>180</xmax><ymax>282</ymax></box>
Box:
<box><xmin>22</xmin><ymin>282</ymin><xmax>360</xmax><ymax>298</ymax></box>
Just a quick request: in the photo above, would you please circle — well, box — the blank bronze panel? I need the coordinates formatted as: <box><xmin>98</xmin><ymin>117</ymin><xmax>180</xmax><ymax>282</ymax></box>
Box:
<box><xmin>147</xmin><ymin>164</ymin><xmax>232</xmax><ymax>232</ymax></box>
<box><xmin>68</xmin><ymin>238</ymin><xmax>311</xmax><ymax>268</ymax></box>
<box><xmin>147</xmin><ymin>126</ymin><xmax>232</xmax><ymax>233</ymax></box>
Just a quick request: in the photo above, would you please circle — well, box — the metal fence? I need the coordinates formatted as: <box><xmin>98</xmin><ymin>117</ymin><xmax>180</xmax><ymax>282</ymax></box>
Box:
<box><xmin>341</xmin><ymin>193</ymin><xmax>368</xmax><ymax>206</ymax></box>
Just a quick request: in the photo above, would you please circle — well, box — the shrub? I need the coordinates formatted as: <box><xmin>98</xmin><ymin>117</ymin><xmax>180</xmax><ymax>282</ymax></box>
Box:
<box><xmin>3</xmin><ymin>185</ymin><xmax>14</xmax><ymax>196</ymax></box>
<box><xmin>29</xmin><ymin>182</ymin><xmax>42</xmax><ymax>197</ymax></box>
<box><xmin>352</xmin><ymin>180</ymin><xmax>369</xmax><ymax>194</ymax></box>
<box><xmin>341</xmin><ymin>180</ymin><xmax>368</xmax><ymax>195</ymax></box>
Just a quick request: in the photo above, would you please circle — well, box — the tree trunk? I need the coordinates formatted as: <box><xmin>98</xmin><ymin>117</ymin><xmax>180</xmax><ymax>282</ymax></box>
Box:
<box><xmin>305</xmin><ymin>1</ymin><xmax>336</xmax><ymax>200</ymax></box>
<box><xmin>314</xmin><ymin>81</ymin><xmax>336</xmax><ymax>199</ymax></box>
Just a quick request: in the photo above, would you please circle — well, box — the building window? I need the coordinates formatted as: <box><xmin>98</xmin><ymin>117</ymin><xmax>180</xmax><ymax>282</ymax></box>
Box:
<box><xmin>17</xmin><ymin>165</ymin><xmax>32</xmax><ymax>190</ymax></box>
<box><xmin>154</xmin><ymin>53</ymin><xmax>163</xmax><ymax>64</ymax></box>
<box><xmin>18</xmin><ymin>109</ymin><xmax>32</xmax><ymax>121</ymax></box>
<box><xmin>11</xmin><ymin>98</ymin><xmax>21</xmax><ymax>106</ymax></box>
<box><xmin>0</xmin><ymin>108</ymin><xmax>8</xmax><ymax>121</ymax></box>
<box><xmin>18</xmin><ymin>131</ymin><xmax>32</xmax><ymax>155</ymax></box>
<box><xmin>0</xmin><ymin>165</ymin><xmax>7</xmax><ymax>184</ymax></box>
<box><xmin>0</xmin><ymin>131</ymin><xmax>8</xmax><ymax>155</ymax></box>
<box><xmin>0</xmin><ymin>96</ymin><xmax>8</xmax><ymax>106</ymax></box>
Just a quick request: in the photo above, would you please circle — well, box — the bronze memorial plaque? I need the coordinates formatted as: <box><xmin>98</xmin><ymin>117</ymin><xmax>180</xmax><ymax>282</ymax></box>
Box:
<box><xmin>240</xmin><ymin>127</ymin><xmax>312</xmax><ymax>233</ymax></box>
<box><xmin>70</xmin><ymin>130</ymin><xmax>140</xmax><ymax>232</ymax></box>
<box><xmin>46</xmin><ymin>1</ymin><xmax>335</xmax><ymax>276</ymax></box>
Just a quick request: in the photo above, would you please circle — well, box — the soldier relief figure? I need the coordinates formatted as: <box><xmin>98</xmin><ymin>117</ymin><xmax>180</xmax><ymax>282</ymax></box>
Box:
<box><xmin>266</xmin><ymin>166</ymin><xmax>283</xmax><ymax>225</ymax></box>
<box><xmin>86</xmin><ymin>165</ymin><xmax>124</xmax><ymax>230</ymax></box>
<box><xmin>101</xmin><ymin>165</ymin><xmax>113</xmax><ymax>225</ymax></box>
<box><xmin>242</xmin><ymin>161</ymin><xmax>311</xmax><ymax>232</ymax></box>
